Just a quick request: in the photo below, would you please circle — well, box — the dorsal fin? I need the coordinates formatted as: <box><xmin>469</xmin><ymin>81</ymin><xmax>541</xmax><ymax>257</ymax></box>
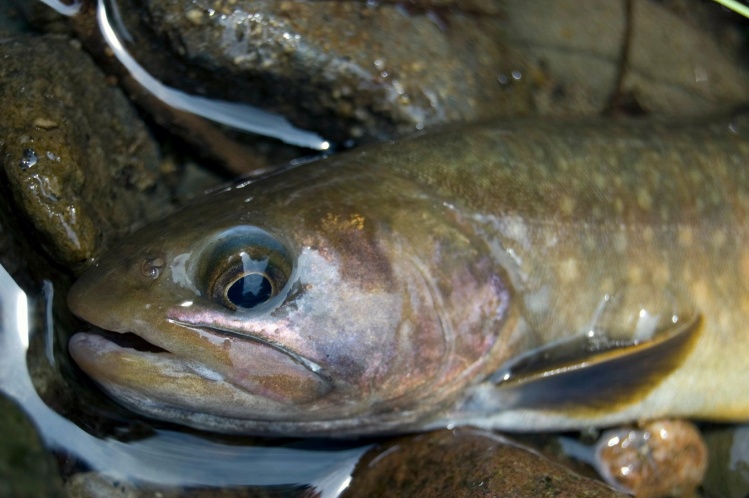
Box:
<box><xmin>492</xmin><ymin>313</ymin><xmax>702</xmax><ymax>414</ymax></box>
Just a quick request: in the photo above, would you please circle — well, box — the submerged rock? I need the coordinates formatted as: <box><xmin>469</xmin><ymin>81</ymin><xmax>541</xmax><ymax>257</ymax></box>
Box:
<box><xmin>0</xmin><ymin>33</ymin><xmax>174</xmax><ymax>274</ymax></box>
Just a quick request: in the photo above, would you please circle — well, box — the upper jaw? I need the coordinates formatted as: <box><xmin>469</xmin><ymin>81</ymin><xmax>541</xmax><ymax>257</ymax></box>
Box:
<box><xmin>167</xmin><ymin>316</ymin><xmax>324</xmax><ymax>375</ymax></box>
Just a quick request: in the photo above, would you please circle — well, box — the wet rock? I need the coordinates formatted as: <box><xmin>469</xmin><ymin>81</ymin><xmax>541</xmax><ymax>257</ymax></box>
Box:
<box><xmin>78</xmin><ymin>0</ymin><xmax>749</xmax><ymax>150</ymax></box>
<box><xmin>7</xmin><ymin>0</ymin><xmax>74</xmax><ymax>35</ymax></box>
<box><xmin>94</xmin><ymin>0</ymin><xmax>530</xmax><ymax>143</ymax></box>
<box><xmin>702</xmin><ymin>424</ymin><xmax>749</xmax><ymax>498</ymax></box>
<box><xmin>62</xmin><ymin>2</ymin><xmax>316</xmax><ymax>176</ymax></box>
<box><xmin>0</xmin><ymin>183</ymin><xmax>50</xmax><ymax>290</ymax></box>
<box><xmin>594</xmin><ymin>420</ymin><xmax>707</xmax><ymax>498</ymax></box>
<box><xmin>0</xmin><ymin>395</ymin><xmax>65</xmax><ymax>498</ymax></box>
<box><xmin>0</xmin><ymin>0</ymin><xmax>31</xmax><ymax>33</ymax></box>
<box><xmin>344</xmin><ymin>428</ymin><xmax>624</xmax><ymax>497</ymax></box>
<box><xmin>0</xmin><ymin>33</ymin><xmax>174</xmax><ymax>274</ymax></box>
<box><xmin>503</xmin><ymin>0</ymin><xmax>749</xmax><ymax>115</ymax></box>
<box><xmin>66</xmin><ymin>472</ymin><xmax>306</xmax><ymax>497</ymax></box>
<box><xmin>562</xmin><ymin>420</ymin><xmax>708</xmax><ymax>498</ymax></box>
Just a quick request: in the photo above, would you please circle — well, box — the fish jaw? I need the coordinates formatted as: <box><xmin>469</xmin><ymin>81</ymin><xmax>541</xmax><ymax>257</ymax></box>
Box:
<box><xmin>68</xmin><ymin>315</ymin><xmax>331</xmax><ymax>419</ymax></box>
<box><xmin>68</xmin><ymin>332</ymin><xmax>296</xmax><ymax>418</ymax></box>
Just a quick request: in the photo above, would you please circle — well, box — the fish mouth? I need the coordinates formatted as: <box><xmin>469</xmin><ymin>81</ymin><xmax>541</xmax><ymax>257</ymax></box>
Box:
<box><xmin>79</xmin><ymin>328</ymin><xmax>169</xmax><ymax>353</ymax></box>
<box><xmin>69</xmin><ymin>320</ymin><xmax>331</xmax><ymax>416</ymax></box>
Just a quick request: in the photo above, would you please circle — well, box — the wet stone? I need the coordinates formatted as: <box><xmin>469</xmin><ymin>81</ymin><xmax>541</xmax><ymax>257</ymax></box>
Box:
<box><xmin>77</xmin><ymin>0</ymin><xmax>749</xmax><ymax>150</ymax></box>
<box><xmin>0</xmin><ymin>33</ymin><xmax>174</xmax><ymax>274</ymax></box>
<box><xmin>66</xmin><ymin>472</ymin><xmax>304</xmax><ymax>497</ymax></box>
<box><xmin>344</xmin><ymin>428</ymin><xmax>625</xmax><ymax>497</ymax></box>
<box><xmin>0</xmin><ymin>0</ymin><xmax>31</xmax><ymax>33</ymax></box>
<box><xmin>502</xmin><ymin>0</ymin><xmax>749</xmax><ymax>115</ymax></box>
<box><xmin>702</xmin><ymin>424</ymin><xmax>749</xmax><ymax>498</ymax></box>
<box><xmin>0</xmin><ymin>395</ymin><xmax>65</xmax><ymax>498</ymax></box>
<box><xmin>592</xmin><ymin>420</ymin><xmax>708</xmax><ymax>498</ymax></box>
<box><xmin>6</xmin><ymin>0</ymin><xmax>73</xmax><ymax>35</ymax></box>
<box><xmin>104</xmin><ymin>0</ymin><xmax>530</xmax><ymax>143</ymax></box>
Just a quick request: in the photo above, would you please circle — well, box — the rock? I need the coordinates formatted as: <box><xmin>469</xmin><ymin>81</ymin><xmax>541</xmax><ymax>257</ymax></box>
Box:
<box><xmin>592</xmin><ymin>420</ymin><xmax>708</xmax><ymax>498</ymax></box>
<box><xmin>66</xmin><ymin>472</ymin><xmax>296</xmax><ymax>498</ymax></box>
<box><xmin>344</xmin><ymin>428</ymin><xmax>625</xmax><ymax>497</ymax></box>
<box><xmin>1</xmin><ymin>0</ymin><xmax>31</xmax><ymax>33</ymax></box>
<box><xmin>88</xmin><ymin>0</ymin><xmax>530</xmax><ymax>143</ymax></box>
<box><xmin>702</xmin><ymin>424</ymin><xmax>749</xmax><ymax>498</ymax></box>
<box><xmin>502</xmin><ymin>0</ymin><xmax>749</xmax><ymax>115</ymax></box>
<box><xmin>0</xmin><ymin>33</ymin><xmax>174</xmax><ymax>274</ymax></box>
<box><xmin>0</xmin><ymin>395</ymin><xmax>66</xmax><ymax>498</ymax></box>
<box><xmin>7</xmin><ymin>0</ymin><xmax>73</xmax><ymax>35</ymax></box>
<box><xmin>79</xmin><ymin>0</ymin><xmax>749</xmax><ymax>150</ymax></box>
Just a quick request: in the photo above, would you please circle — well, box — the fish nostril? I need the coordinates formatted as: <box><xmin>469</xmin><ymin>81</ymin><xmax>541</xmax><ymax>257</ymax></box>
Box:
<box><xmin>140</xmin><ymin>257</ymin><xmax>165</xmax><ymax>280</ymax></box>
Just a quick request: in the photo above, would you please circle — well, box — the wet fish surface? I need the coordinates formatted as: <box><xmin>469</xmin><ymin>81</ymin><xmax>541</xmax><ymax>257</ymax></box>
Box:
<box><xmin>68</xmin><ymin>114</ymin><xmax>749</xmax><ymax>436</ymax></box>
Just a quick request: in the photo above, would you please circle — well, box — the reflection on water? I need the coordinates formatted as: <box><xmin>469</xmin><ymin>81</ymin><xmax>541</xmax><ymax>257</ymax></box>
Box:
<box><xmin>0</xmin><ymin>262</ymin><xmax>371</xmax><ymax>496</ymax></box>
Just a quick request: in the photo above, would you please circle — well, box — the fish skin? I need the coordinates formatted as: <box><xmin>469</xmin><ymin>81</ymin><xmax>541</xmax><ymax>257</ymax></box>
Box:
<box><xmin>68</xmin><ymin>114</ymin><xmax>749</xmax><ymax>436</ymax></box>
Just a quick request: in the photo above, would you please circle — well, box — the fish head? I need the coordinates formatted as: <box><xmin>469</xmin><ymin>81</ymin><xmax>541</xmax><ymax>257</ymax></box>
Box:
<box><xmin>68</xmin><ymin>160</ymin><xmax>515</xmax><ymax>435</ymax></box>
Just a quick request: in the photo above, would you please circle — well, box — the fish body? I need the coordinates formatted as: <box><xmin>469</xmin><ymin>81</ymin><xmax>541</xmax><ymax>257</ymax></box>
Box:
<box><xmin>68</xmin><ymin>114</ymin><xmax>749</xmax><ymax>436</ymax></box>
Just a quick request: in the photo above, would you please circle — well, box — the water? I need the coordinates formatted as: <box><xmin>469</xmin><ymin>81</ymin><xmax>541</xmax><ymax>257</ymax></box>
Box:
<box><xmin>19</xmin><ymin>149</ymin><xmax>38</xmax><ymax>171</ymax></box>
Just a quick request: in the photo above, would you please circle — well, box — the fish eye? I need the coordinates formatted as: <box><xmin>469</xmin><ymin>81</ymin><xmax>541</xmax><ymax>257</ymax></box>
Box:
<box><xmin>200</xmin><ymin>227</ymin><xmax>294</xmax><ymax>311</ymax></box>
<box><xmin>216</xmin><ymin>255</ymin><xmax>285</xmax><ymax>310</ymax></box>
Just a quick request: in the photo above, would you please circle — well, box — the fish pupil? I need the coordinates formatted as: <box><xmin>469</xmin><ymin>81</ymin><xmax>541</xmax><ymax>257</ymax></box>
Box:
<box><xmin>227</xmin><ymin>273</ymin><xmax>273</xmax><ymax>309</ymax></box>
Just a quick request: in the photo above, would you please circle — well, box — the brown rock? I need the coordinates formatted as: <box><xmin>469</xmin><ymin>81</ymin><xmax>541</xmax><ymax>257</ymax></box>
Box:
<box><xmin>594</xmin><ymin>420</ymin><xmax>708</xmax><ymax>498</ymax></box>
<box><xmin>0</xmin><ymin>33</ymin><xmax>173</xmax><ymax>274</ymax></box>
<box><xmin>344</xmin><ymin>428</ymin><xmax>625</xmax><ymax>497</ymax></box>
<box><xmin>84</xmin><ymin>0</ymin><xmax>749</xmax><ymax>150</ymax></box>
<box><xmin>93</xmin><ymin>0</ymin><xmax>529</xmax><ymax>143</ymax></box>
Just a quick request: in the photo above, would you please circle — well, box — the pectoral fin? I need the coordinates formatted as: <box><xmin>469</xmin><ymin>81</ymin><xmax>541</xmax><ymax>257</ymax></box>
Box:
<box><xmin>492</xmin><ymin>313</ymin><xmax>702</xmax><ymax>415</ymax></box>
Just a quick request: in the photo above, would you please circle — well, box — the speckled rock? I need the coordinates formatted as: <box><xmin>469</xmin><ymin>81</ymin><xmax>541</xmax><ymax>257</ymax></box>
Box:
<box><xmin>593</xmin><ymin>420</ymin><xmax>708</xmax><ymax>498</ymax></box>
<box><xmin>0</xmin><ymin>395</ymin><xmax>65</xmax><ymax>498</ymax></box>
<box><xmin>78</xmin><ymin>0</ymin><xmax>749</xmax><ymax>149</ymax></box>
<box><xmin>344</xmin><ymin>428</ymin><xmax>625</xmax><ymax>497</ymax></box>
<box><xmin>97</xmin><ymin>0</ymin><xmax>530</xmax><ymax>143</ymax></box>
<box><xmin>0</xmin><ymin>33</ymin><xmax>174</xmax><ymax>274</ymax></box>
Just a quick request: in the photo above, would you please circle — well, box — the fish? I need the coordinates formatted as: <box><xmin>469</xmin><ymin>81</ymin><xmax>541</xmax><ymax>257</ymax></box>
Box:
<box><xmin>67</xmin><ymin>113</ymin><xmax>749</xmax><ymax>436</ymax></box>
